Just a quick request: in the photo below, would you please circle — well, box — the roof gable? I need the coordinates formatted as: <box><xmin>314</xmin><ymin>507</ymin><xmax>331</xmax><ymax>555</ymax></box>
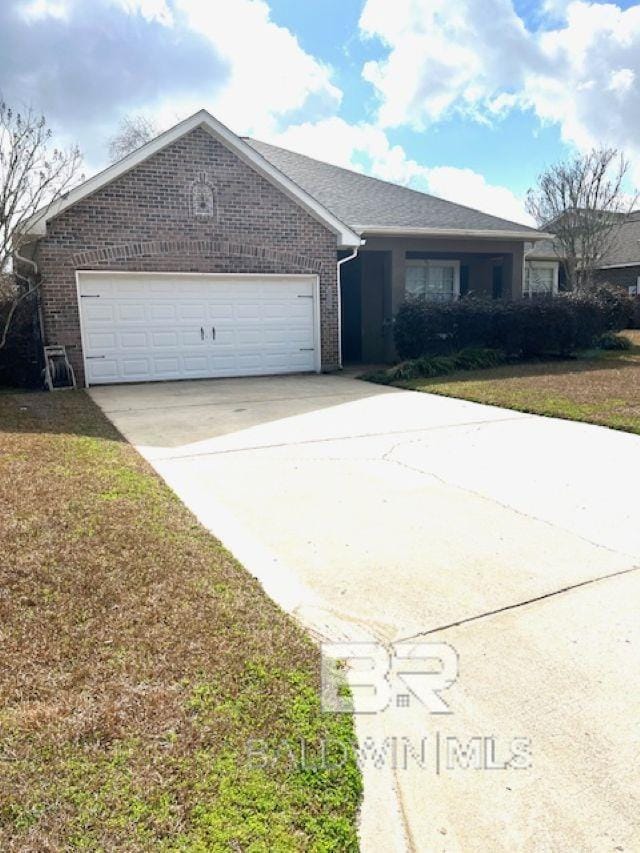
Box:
<box><xmin>25</xmin><ymin>110</ymin><xmax>361</xmax><ymax>248</ymax></box>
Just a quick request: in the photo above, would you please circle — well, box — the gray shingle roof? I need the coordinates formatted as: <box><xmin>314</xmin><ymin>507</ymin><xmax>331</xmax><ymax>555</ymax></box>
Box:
<box><xmin>245</xmin><ymin>138</ymin><xmax>542</xmax><ymax>236</ymax></box>
<box><xmin>527</xmin><ymin>238</ymin><xmax>561</xmax><ymax>259</ymax></box>
<box><xmin>527</xmin><ymin>212</ymin><xmax>640</xmax><ymax>266</ymax></box>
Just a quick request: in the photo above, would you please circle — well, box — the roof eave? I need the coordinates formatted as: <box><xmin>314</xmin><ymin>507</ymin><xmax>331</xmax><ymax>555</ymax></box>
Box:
<box><xmin>358</xmin><ymin>226</ymin><xmax>552</xmax><ymax>241</ymax></box>
<box><xmin>597</xmin><ymin>261</ymin><xmax>640</xmax><ymax>269</ymax></box>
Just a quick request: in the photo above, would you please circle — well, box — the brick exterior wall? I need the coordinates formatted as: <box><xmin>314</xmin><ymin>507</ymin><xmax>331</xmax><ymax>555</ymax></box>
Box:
<box><xmin>34</xmin><ymin>127</ymin><xmax>340</xmax><ymax>385</ymax></box>
<box><xmin>594</xmin><ymin>266</ymin><xmax>640</xmax><ymax>291</ymax></box>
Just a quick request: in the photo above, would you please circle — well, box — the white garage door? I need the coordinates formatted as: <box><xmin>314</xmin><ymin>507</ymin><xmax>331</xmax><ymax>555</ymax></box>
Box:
<box><xmin>77</xmin><ymin>272</ymin><xmax>319</xmax><ymax>385</ymax></box>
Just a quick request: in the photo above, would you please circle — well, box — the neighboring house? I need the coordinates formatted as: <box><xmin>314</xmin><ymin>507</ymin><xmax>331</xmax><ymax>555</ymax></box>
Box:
<box><xmin>22</xmin><ymin>110</ymin><xmax>549</xmax><ymax>386</ymax></box>
<box><xmin>593</xmin><ymin>212</ymin><xmax>640</xmax><ymax>294</ymax></box>
<box><xmin>527</xmin><ymin>210</ymin><xmax>640</xmax><ymax>296</ymax></box>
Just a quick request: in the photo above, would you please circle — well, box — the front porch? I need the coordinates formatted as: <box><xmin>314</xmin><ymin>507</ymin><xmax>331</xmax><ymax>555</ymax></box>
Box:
<box><xmin>340</xmin><ymin>236</ymin><xmax>526</xmax><ymax>364</ymax></box>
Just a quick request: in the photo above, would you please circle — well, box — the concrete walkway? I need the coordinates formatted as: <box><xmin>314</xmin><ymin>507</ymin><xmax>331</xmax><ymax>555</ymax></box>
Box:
<box><xmin>91</xmin><ymin>373</ymin><xmax>640</xmax><ymax>852</ymax></box>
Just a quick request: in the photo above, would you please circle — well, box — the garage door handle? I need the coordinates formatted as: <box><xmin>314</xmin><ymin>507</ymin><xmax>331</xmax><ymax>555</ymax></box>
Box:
<box><xmin>200</xmin><ymin>327</ymin><xmax>204</xmax><ymax>340</ymax></box>
<box><xmin>212</xmin><ymin>326</ymin><xmax>216</xmax><ymax>341</ymax></box>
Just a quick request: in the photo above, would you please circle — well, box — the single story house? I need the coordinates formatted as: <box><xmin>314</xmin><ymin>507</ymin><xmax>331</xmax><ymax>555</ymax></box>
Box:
<box><xmin>22</xmin><ymin>109</ymin><xmax>550</xmax><ymax>386</ymax></box>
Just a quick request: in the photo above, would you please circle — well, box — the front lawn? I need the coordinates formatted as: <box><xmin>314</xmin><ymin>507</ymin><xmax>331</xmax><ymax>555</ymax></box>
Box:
<box><xmin>0</xmin><ymin>391</ymin><xmax>360</xmax><ymax>850</ymax></box>
<box><xmin>396</xmin><ymin>331</ymin><xmax>640</xmax><ymax>436</ymax></box>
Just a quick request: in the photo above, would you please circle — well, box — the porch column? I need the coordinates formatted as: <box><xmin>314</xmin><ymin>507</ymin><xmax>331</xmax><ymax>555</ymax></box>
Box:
<box><xmin>503</xmin><ymin>244</ymin><xmax>525</xmax><ymax>300</ymax></box>
<box><xmin>390</xmin><ymin>245</ymin><xmax>405</xmax><ymax>315</ymax></box>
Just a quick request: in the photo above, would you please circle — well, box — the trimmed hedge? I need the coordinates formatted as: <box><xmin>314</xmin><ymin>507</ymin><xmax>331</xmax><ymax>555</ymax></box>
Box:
<box><xmin>394</xmin><ymin>286</ymin><xmax>632</xmax><ymax>361</ymax></box>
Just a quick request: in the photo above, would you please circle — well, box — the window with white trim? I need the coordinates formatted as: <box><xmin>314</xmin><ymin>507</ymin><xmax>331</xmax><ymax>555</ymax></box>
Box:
<box><xmin>524</xmin><ymin>261</ymin><xmax>558</xmax><ymax>299</ymax></box>
<box><xmin>406</xmin><ymin>259</ymin><xmax>460</xmax><ymax>302</ymax></box>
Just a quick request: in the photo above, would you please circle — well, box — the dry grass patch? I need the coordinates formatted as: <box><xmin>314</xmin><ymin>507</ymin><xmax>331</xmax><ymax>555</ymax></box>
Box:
<box><xmin>0</xmin><ymin>391</ymin><xmax>360</xmax><ymax>850</ymax></box>
<box><xmin>399</xmin><ymin>331</ymin><xmax>640</xmax><ymax>435</ymax></box>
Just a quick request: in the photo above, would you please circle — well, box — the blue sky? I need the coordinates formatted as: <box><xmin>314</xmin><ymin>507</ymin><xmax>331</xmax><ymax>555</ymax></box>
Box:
<box><xmin>2</xmin><ymin>0</ymin><xmax>639</xmax><ymax>224</ymax></box>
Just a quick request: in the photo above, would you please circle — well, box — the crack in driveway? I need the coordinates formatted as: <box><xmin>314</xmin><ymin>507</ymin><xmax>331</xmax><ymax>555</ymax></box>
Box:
<box><xmin>381</xmin><ymin>433</ymin><xmax>640</xmax><ymax>563</ymax></box>
<box><xmin>152</xmin><ymin>415</ymin><xmax>527</xmax><ymax>462</ymax></box>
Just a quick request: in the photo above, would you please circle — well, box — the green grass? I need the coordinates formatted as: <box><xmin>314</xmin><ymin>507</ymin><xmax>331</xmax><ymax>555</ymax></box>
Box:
<box><xmin>390</xmin><ymin>331</ymin><xmax>640</xmax><ymax>436</ymax></box>
<box><xmin>0</xmin><ymin>391</ymin><xmax>361</xmax><ymax>850</ymax></box>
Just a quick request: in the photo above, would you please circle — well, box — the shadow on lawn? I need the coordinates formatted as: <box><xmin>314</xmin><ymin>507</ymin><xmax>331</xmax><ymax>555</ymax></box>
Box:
<box><xmin>0</xmin><ymin>388</ymin><xmax>126</xmax><ymax>441</ymax></box>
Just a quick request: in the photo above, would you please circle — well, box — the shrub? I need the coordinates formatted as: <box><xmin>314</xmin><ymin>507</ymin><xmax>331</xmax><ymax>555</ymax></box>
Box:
<box><xmin>595</xmin><ymin>331</ymin><xmax>632</xmax><ymax>350</ymax></box>
<box><xmin>588</xmin><ymin>282</ymin><xmax>633</xmax><ymax>331</ymax></box>
<box><xmin>0</xmin><ymin>289</ymin><xmax>43</xmax><ymax>388</ymax></box>
<box><xmin>394</xmin><ymin>291</ymin><xmax>626</xmax><ymax>361</ymax></box>
<box><xmin>364</xmin><ymin>348</ymin><xmax>506</xmax><ymax>385</ymax></box>
<box><xmin>628</xmin><ymin>297</ymin><xmax>640</xmax><ymax>330</ymax></box>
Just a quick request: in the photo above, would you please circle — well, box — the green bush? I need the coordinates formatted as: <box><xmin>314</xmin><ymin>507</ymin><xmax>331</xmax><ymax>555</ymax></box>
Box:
<box><xmin>394</xmin><ymin>289</ymin><xmax>630</xmax><ymax>361</ymax></box>
<box><xmin>596</xmin><ymin>331</ymin><xmax>632</xmax><ymax>350</ymax></box>
<box><xmin>364</xmin><ymin>347</ymin><xmax>506</xmax><ymax>385</ymax></box>
<box><xmin>629</xmin><ymin>298</ymin><xmax>640</xmax><ymax>330</ymax></box>
<box><xmin>588</xmin><ymin>282</ymin><xmax>633</xmax><ymax>331</ymax></box>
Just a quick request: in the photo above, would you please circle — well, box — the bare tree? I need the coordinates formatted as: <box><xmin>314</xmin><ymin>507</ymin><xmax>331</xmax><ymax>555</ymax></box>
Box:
<box><xmin>0</xmin><ymin>102</ymin><xmax>83</xmax><ymax>349</ymax></box>
<box><xmin>526</xmin><ymin>148</ymin><xmax>637</xmax><ymax>292</ymax></box>
<box><xmin>108</xmin><ymin>114</ymin><xmax>157</xmax><ymax>162</ymax></box>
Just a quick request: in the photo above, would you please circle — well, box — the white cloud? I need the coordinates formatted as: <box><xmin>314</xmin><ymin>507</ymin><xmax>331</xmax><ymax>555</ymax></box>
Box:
<box><xmin>359</xmin><ymin>0</ymin><xmax>535</xmax><ymax>129</ymax></box>
<box><xmin>264</xmin><ymin>117</ymin><xmax>533</xmax><ymax>224</ymax></box>
<box><xmin>20</xmin><ymin>0</ymin><xmax>69</xmax><ymax>20</ymax></box>
<box><xmin>359</xmin><ymin>0</ymin><xmax>640</xmax><ymax>187</ymax></box>
<box><xmin>524</xmin><ymin>2</ymin><xmax>640</xmax><ymax>170</ymax></box>
<box><xmin>112</xmin><ymin>0</ymin><xmax>173</xmax><ymax>25</ymax></box>
<box><xmin>424</xmin><ymin>166</ymin><xmax>534</xmax><ymax>224</ymax></box>
<box><xmin>4</xmin><ymin>0</ymin><xmax>344</xmax><ymax>171</ymax></box>
<box><xmin>173</xmin><ymin>0</ymin><xmax>341</xmax><ymax>138</ymax></box>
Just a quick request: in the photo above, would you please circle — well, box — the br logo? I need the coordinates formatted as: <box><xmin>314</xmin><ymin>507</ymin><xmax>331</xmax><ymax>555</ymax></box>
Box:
<box><xmin>321</xmin><ymin>641</ymin><xmax>459</xmax><ymax>714</ymax></box>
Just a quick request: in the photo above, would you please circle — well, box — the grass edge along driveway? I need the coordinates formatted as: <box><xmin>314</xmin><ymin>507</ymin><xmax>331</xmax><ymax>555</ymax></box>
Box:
<box><xmin>393</xmin><ymin>331</ymin><xmax>640</xmax><ymax>437</ymax></box>
<box><xmin>0</xmin><ymin>390</ymin><xmax>361</xmax><ymax>851</ymax></box>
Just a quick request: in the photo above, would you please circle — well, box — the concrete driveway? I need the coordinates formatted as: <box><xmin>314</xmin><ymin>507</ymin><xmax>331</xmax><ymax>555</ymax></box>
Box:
<box><xmin>91</xmin><ymin>373</ymin><xmax>640</xmax><ymax>852</ymax></box>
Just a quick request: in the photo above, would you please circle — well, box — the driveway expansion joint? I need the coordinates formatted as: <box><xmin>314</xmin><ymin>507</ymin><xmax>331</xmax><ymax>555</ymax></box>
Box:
<box><xmin>395</xmin><ymin>563</ymin><xmax>640</xmax><ymax>643</ymax></box>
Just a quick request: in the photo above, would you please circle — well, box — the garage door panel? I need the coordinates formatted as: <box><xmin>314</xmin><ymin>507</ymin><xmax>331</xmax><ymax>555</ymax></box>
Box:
<box><xmin>79</xmin><ymin>273</ymin><xmax>318</xmax><ymax>384</ymax></box>
<box><xmin>183</xmin><ymin>354</ymin><xmax>209</xmax><ymax>372</ymax></box>
<box><xmin>85</xmin><ymin>331</ymin><xmax>117</xmax><ymax>351</ymax></box>
<box><xmin>150</xmin><ymin>304</ymin><xmax>177</xmax><ymax>321</ymax></box>
<box><xmin>119</xmin><ymin>331</ymin><xmax>149</xmax><ymax>348</ymax></box>
<box><xmin>121</xmin><ymin>358</ymin><xmax>151</xmax><ymax>377</ymax></box>
<box><xmin>235</xmin><ymin>304</ymin><xmax>261</xmax><ymax>319</ymax></box>
<box><xmin>87</xmin><ymin>358</ymin><xmax>120</xmax><ymax>381</ymax></box>
<box><xmin>82</xmin><ymin>302</ymin><xmax>115</xmax><ymax>322</ymax></box>
<box><xmin>117</xmin><ymin>303</ymin><xmax>146</xmax><ymax>322</ymax></box>
<box><xmin>153</xmin><ymin>357</ymin><xmax>181</xmax><ymax>374</ymax></box>
<box><xmin>178</xmin><ymin>303</ymin><xmax>207</xmax><ymax>321</ymax></box>
<box><xmin>151</xmin><ymin>330</ymin><xmax>180</xmax><ymax>348</ymax></box>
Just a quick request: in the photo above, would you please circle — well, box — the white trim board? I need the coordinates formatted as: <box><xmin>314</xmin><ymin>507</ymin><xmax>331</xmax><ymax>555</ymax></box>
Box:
<box><xmin>26</xmin><ymin>110</ymin><xmax>361</xmax><ymax>249</ymax></box>
<box><xmin>359</xmin><ymin>226</ymin><xmax>552</xmax><ymax>241</ymax></box>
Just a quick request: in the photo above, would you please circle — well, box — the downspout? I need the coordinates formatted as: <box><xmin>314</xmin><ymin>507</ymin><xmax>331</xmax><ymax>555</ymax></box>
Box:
<box><xmin>337</xmin><ymin>243</ymin><xmax>363</xmax><ymax>369</ymax></box>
